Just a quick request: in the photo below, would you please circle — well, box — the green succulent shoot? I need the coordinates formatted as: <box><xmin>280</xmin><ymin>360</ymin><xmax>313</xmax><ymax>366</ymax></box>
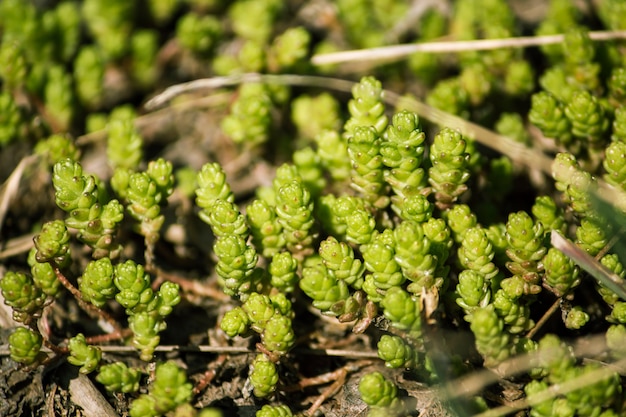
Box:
<box><xmin>9</xmin><ymin>327</ymin><xmax>45</xmax><ymax>365</ymax></box>
<box><xmin>67</xmin><ymin>333</ymin><xmax>102</xmax><ymax>374</ymax></box>
<box><xmin>52</xmin><ymin>158</ymin><xmax>124</xmax><ymax>259</ymax></box>
<box><xmin>129</xmin><ymin>360</ymin><xmax>193</xmax><ymax>417</ymax></box>
<box><xmin>1</xmin><ymin>271</ymin><xmax>46</xmax><ymax>324</ymax></box>
<box><xmin>358</xmin><ymin>371</ymin><xmax>404</xmax><ymax>416</ymax></box>
<box><xmin>428</xmin><ymin>128</ymin><xmax>470</xmax><ymax>210</ymax></box>
<box><xmin>256</xmin><ymin>404</ymin><xmax>293</xmax><ymax>417</ymax></box>
<box><xmin>27</xmin><ymin>248</ymin><xmax>60</xmax><ymax>297</ymax></box>
<box><xmin>249</xmin><ymin>353</ymin><xmax>279</xmax><ymax>398</ymax></box>
<box><xmin>96</xmin><ymin>362</ymin><xmax>142</xmax><ymax>393</ymax></box>
<box><xmin>377</xmin><ymin>334</ymin><xmax>418</xmax><ymax>369</ymax></box>
<box><xmin>470</xmin><ymin>305</ymin><xmax>512</xmax><ymax>368</ymax></box>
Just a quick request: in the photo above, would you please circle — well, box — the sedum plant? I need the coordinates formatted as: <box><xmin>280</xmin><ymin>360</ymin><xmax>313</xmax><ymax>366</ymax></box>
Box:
<box><xmin>7</xmin><ymin>2</ymin><xmax>626</xmax><ymax>416</ymax></box>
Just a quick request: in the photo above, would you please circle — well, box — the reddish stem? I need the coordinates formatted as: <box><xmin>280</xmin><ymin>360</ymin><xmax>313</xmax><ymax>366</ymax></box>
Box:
<box><xmin>84</xmin><ymin>328</ymin><xmax>133</xmax><ymax>345</ymax></box>
<box><xmin>53</xmin><ymin>265</ymin><xmax>123</xmax><ymax>332</ymax></box>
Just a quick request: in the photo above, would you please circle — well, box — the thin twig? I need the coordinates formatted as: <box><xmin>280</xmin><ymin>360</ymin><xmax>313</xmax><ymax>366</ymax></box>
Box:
<box><xmin>440</xmin><ymin>333</ymin><xmax>610</xmax><ymax>401</ymax></box>
<box><xmin>472</xmin><ymin>357</ymin><xmax>626</xmax><ymax>417</ymax></box>
<box><xmin>0</xmin><ymin>155</ymin><xmax>39</xmax><ymax>235</ymax></box>
<box><xmin>525</xmin><ymin>298</ymin><xmax>561</xmax><ymax>340</ymax></box>
<box><xmin>85</xmin><ymin>329</ymin><xmax>133</xmax><ymax>345</ymax></box>
<box><xmin>551</xmin><ymin>231</ymin><xmax>626</xmax><ymax>301</ymax></box>
<box><xmin>306</xmin><ymin>371</ymin><xmax>347</xmax><ymax>417</ymax></box>
<box><xmin>193</xmin><ymin>354</ymin><xmax>227</xmax><ymax>395</ymax></box>
<box><xmin>311</xmin><ymin>30</ymin><xmax>626</xmax><ymax>66</ymax></box>
<box><xmin>0</xmin><ymin>232</ymin><xmax>36</xmax><ymax>259</ymax></box>
<box><xmin>280</xmin><ymin>360</ymin><xmax>372</xmax><ymax>416</ymax></box>
<box><xmin>0</xmin><ymin>343</ymin><xmax>380</xmax><ymax>359</ymax></box>
<box><xmin>144</xmin><ymin>73</ymin><xmax>356</xmax><ymax>110</ymax></box>
<box><xmin>53</xmin><ymin>266</ymin><xmax>124</xmax><ymax>332</ymax></box>
<box><xmin>142</xmin><ymin>73</ymin><xmax>555</xmax><ymax>176</ymax></box>
<box><xmin>150</xmin><ymin>267</ymin><xmax>230</xmax><ymax>302</ymax></box>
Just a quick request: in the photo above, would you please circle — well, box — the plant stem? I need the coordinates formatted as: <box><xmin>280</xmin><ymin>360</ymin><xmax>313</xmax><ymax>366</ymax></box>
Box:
<box><xmin>53</xmin><ymin>265</ymin><xmax>123</xmax><ymax>332</ymax></box>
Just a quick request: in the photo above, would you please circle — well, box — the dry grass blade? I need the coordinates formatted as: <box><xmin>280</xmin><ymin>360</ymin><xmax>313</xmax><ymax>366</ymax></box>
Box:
<box><xmin>144</xmin><ymin>73</ymin><xmax>554</xmax><ymax>172</ymax></box>
<box><xmin>143</xmin><ymin>73</ymin><xmax>626</xmax><ymax>214</ymax></box>
<box><xmin>551</xmin><ymin>231</ymin><xmax>626</xmax><ymax>301</ymax></box>
<box><xmin>0</xmin><ymin>233</ymin><xmax>36</xmax><ymax>259</ymax></box>
<box><xmin>311</xmin><ymin>30</ymin><xmax>626</xmax><ymax>66</ymax></box>
<box><xmin>59</xmin><ymin>365</ymin><xmax>120</xmax><ymax>417</ymax></box>
<box><xmin>438</xmin><ymin>333</ymin><xmax>620</xmax><ymax>417</ymax></box>
<box><xmin>145</xmin><ymin>73</ymin><xmax>356</xmax><ymax>110</ymax></box>
<box><xmin>0</xmin><ymin>154</ymin><xmax>39</xmax><ymax>236</ymax></box>
<box><xmin>472</xmin><ymin>357</ymin><xmax>626</xmax><ymax>417</ymax></box>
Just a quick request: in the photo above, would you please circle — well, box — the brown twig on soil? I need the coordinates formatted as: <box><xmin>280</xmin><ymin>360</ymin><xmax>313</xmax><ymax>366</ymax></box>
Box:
<box><xmin>472</xmin><ymin>357</ymin><xmax>626</xmax><ymax>417</ymax></box>
<box><xmin>43</xmin><ymin>338</ymin><xmax>68</xmax><ymax>355</ymax></box>
<box><xmin>439</xmin><ymin>333</ymin><xmax>610</xmax><ymax>402</ymax></box>
<box><xmin>0</xmin><ymin>155</ymin><xmax>39</xmax><ymax>236</ymax></box>
<box><xmin>193</xmin><ymin>354</ymin><xmax>228</xmax><ymax>395</ymax></box>
<box><xmin>282</xmin><ymin>360</ymin><xmax>373</xmax><ymax>416</ymax></box>
<box><xmin>0</xmin><ymin>233</ymin><xmax>36</xmax><ymax>259</ymax></box>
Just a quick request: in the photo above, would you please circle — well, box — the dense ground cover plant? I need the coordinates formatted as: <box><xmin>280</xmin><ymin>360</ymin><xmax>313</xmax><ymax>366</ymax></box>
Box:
<box><xmin>4</xmin><ymin>1</ymin><xmax>626</xmax><ymax>416</ymax></box>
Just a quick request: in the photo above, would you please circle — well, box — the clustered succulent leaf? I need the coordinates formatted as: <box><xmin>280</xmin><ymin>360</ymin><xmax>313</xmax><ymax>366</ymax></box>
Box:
<box><xmin>79</xmin><ymin>258</ymin><xmax>116</xmax><ymax>308</ymax></box>
<box><xmin>256</xmin><ymin>404</ymin><xmax>293</xmax><ymax>417</ymax></box>
<box><xmin>380</xmin><ymin>287</ymin><xmax>422</xmax><ymax>339</ymax></box>
<box><xmin>196</xmin><ymin>162</ymin><xmax>262</xmax><ymax>298</ymax></box>
<box><xmin>542</xmin><ymin>248</ymin><xmax>580</xmax><ymax>297</ymax></box>
<box><xmin>67</xmin><ymin>333</ymin><xmax>102</xmax><ymax>374</ymax></box>
<box><xmin>125</xmin><ymin>158</ymin><xmax>174</xmax><ymax>252</ymax></box>
<box><xmin>28</xmin><ymin>249</ymin><xmax>60</xmax><ymax>297</ymax></box>
<box><xmin>428</xmin><ymin>128</ymin><xmax>470</xmax><ymax>210</ymax></box>
<box><xmin>300</xmin><ymin>259</ymin><xmax>350</xmax><ymax>314</ymax></box>
<box><xmin>107</xmin><ymin>107</ymin><xmax>143</xmax><ymax>173</ymax></box>
<box><xmin>319</xmin><ymin>236</ymin><xmax>364</xmax><ymax>288</ymax></box>
<box><xmin>505</xmin><ymin>211</ymin><xmax>546</xmax><ymax>295</ymax></box>
<box><xmin>275</xmin><ymin>178</ymin><xmax>317</xmax><ymax>257</ymax></box>
<box><xmin>8</xmin><ymin>327</ymin><xmax>45</xmax><ymax>365</ymax></box>
<box><xmin>381</xmin><ymin>110</ymin><xmax>426</xmax><ymax>215</ymax></box>
<box><xmin>526</xmin><ymin>334</ymin><xmax>622</xmax><ymax>417</ymax></box>
<box><xmin>314</xmin><ymin>130</ymin><xmax>351</xmax><ymax>181</ymax></box>
<box><xmin>344</xmin><ymin>76</ymin><xmax>387</xmax><ymax>136</ymax></box>
<box><xmin>249</xmin><ymin>353</ymin><xmax>279</xmax><ymax>398</ymax></box>
<box><xmin>291</xmin><ymin>93</ymin><xmax>341</xmax><ymax>140</ymax></box>
<box><xmin>347</xmin><ymin>125</ymin><xmax>389</xmax><ymax>209</ymax></box>
<box><xmin>129</xmin><ymin>361</ymin><xmax>193</xmax><ymax>417</ymax></box>
<box><xmin>113</xmin><ymin>260</ymin><xmax>180</xmax><ymax>361</ymax></box>
<box><xmin>96</xmin><ymin>362</ymin><xmax>141</xmax><ymax>393</ymax></box>
<box><xmin>221</xmin><ymin>292</ymin><xmax>294</xmax><ymax>358</ymax></box>
<box><xmin>221</xmin><ymin>83</ymin><xmax>273</xmax><ymax>148</ymax></box>
<box><xmin>0</xmin><ymin>271</ymin><xmax>46</xmax><ymax>324</ymax></box>
<box><xmin>53</xmin><ymin>158</ymin><xmax>124</xmax><ymax>259</ymax></box>
<box><xmin>377</xmin><ymin>334</ymin><xmax>418</xmax><ymax>369</ymax></box>
<box><xmin>470</xmin><ymin>306</ymin><xmax>512</xmax><ymax>367</ymax></box>
<box><xmin>358</xmin><ymin>371</ymin><xmax>404</xmax><ymax>417</ymax></box>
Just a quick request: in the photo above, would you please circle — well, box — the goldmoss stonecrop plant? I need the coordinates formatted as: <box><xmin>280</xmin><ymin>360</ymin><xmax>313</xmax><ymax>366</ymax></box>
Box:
<box><xmin>52</xmin><ymin>158</ymin><xmax>124</xmax><ymax>259</ymax></box>
<box><xmin>428</xmin><ymin>128</ymin><xmax>471</xmax><ymax>210</ymax></box>
<box><xmin>381</xmin><ymin>110</ymin><xmax>427</xmax><ymax>216</ymax></box>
